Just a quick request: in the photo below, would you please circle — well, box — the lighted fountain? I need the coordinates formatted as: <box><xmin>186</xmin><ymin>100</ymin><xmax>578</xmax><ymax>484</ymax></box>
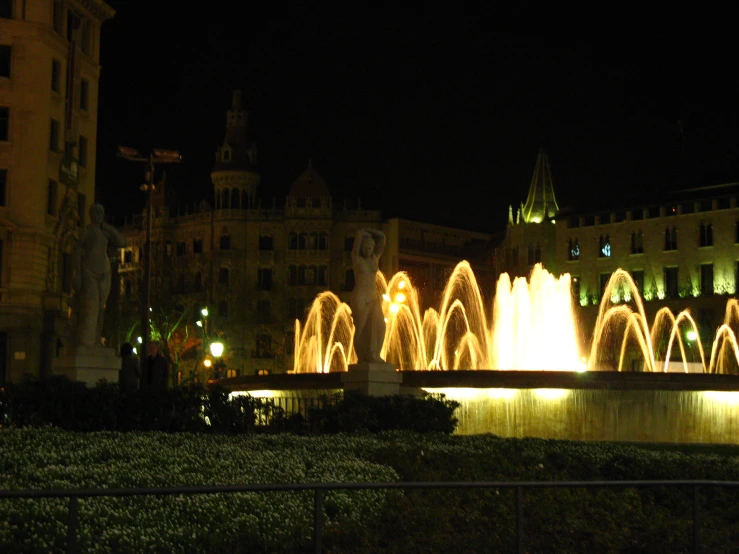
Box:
<box><xmin>233</xmin><ymin>262</ymin><xmax>739</xmax><ymax>443</ymax></box>
<box><xmin>292</xmin><ymin>262</ymin><xmax>739</xmax><ymax>375</ymax></box>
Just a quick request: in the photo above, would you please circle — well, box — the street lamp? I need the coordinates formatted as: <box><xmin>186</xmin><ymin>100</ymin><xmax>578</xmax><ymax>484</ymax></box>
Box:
<box><xmin>118</xmin><ymin>146</ymin><xmax>182</xmax><ymax>365</ymax></box>
<box><xmin>210</xmin><ymin>341</ymin><xmax>224</xmax><ymax>358</ymax></box>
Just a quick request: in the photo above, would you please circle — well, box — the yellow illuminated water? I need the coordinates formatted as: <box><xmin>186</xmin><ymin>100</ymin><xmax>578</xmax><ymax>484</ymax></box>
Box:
<box><xmin>292</xmin><ymin>263</ymin><xmax>739</xmax><ymax>373</ymax></box>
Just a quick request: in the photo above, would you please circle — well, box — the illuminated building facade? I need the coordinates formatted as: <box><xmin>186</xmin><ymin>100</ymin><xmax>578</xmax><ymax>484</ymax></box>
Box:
<box><xmin>0</xmin><ymin>0</ymin><xmax>114</xmax><ymax>382</ymax></box>
<box><xmin>118</xmin><ymin>91</ymin><xmax>493</xmax><ymax>375</ymax></box>
<box><xmin>496</xmin><ymin>150</ymin><xmax>739</xmax><ymax>342</ymax></box>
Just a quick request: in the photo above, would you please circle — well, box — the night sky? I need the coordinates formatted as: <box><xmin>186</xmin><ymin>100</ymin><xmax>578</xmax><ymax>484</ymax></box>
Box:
<box><xmin>95</xmin><ymin>4</ymin><xmax>739</xmax><ymax>233</ymax></box>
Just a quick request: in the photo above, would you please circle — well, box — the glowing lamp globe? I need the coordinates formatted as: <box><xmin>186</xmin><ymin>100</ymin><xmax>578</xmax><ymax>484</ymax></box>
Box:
<box><xmin>210</xmin><ymin>342</ymin><xmax>224</xmax><ymax>357</ymax></box>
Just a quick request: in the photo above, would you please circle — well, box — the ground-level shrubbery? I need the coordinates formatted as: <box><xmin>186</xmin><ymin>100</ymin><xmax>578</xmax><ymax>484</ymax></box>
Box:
<box><xmin>3</xmin><ymin>430</ymin><xmax>739</xmax><ymax>552</ymax></box>
<box><xmin>0</xmin><ymin>376</ymin><xmax>460</xmax><ymax>435</ymax></box>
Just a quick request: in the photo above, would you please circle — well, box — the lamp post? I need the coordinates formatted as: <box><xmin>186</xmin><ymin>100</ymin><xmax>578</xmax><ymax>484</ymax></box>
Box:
<box><xmin>117</xmin><ymin>146</ymin><xmax>182</xmax><ymax>366</ymax></box>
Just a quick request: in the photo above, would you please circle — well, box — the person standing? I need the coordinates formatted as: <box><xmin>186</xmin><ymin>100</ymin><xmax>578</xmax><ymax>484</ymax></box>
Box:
<box><xmin>145</xmin><ymin>341</ymin><xmax>169</xmax><ymax>391</ymax></box>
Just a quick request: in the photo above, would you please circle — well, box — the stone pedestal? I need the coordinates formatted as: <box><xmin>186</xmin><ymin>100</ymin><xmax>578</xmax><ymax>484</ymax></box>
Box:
<box><xmin>52</xmin><ymin>345</ymin><xmax>120</xmax><ymax>386</ymax></box>
<box><xmin>342</xmin><ymin>362</ymin><xmax>400</xmax><ymax>396</ymax></box>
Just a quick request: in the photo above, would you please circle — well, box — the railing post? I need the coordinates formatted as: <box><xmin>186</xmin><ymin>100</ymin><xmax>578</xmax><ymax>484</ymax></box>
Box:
<box><xmin>314</xmin><ymin>488</ymin><xmax>323</xmax><ymax>554</ymax></box>
<box><xmin>516</xmin><ymin>486</ymin><xmax>523</xmax><ymax>554</ymax></box>
<box><xmin>693</xmin><ymin>485</ymin><xmax>700</xmax><ymax>553</ymax></box>
<box><xmin>66</xmin><ymin>496</ymin><xmax>79</xmax><ymax>554</ymax></box>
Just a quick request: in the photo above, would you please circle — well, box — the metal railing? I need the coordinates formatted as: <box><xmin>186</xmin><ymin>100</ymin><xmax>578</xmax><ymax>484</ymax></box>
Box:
<box><xmin>0</xmin><ymin>479</ymin><xmax>731</xmax><ymax>553</ymax></box>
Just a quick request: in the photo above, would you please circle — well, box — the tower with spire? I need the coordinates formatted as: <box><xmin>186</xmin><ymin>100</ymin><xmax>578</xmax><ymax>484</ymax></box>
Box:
<box><xmin>211</xmin><ymin>90</ymin><xmax>260</xmax><ymax>209</ymax></box>
<box><xmin>519</xmin><ymin>149</ymin><xmax>559</xmax><ymax>224</ymax></box>
<box><xmin>496</xmin><ymin>149</ymin><xmax>560</xmax><ymax>279</ymax></box>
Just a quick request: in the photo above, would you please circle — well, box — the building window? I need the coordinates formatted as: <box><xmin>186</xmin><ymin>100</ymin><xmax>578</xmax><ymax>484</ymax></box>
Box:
<box><xmin>0</xmin><ymin>169</ymin><xmax>6</xmax><ymax>206</ymax></box>
<box><xmin>78</xmin><ymin>135</ymin><xmax>87</xmax><ymax>168</ymax></box>
<box><xmin>0</xmin><ymin>0</ymin><xmax>12</xmax><ymax>18</ymax></box>
<box><xmin>534</xmin><ymin>244</ymin><xmax>542</xmax><ymax>264</ymax></box>
<box><xmin>79</xmin><ymin>79</ymin><xmax>89</xmax><ymax>110</ymax></box>
<box><xmin>701</xmin><ymin>264</ymin><xmax>714</xmax><ymax>296</ymax></box>
<box><xmin>218</xmin><ymin>267</ymin><xmax>229</xmax><ymax>285</ymax></box>
<box><xmin>255</xmin><ymin>333</ymin><xmax>272</xmax><ymax>358</ymax></box>
<box><xmin>176</xmin><ymin>242</ymin><xmax>186</xmax><ymax>256</ymax></box>
<box><xmin>0</xmin><ymin>45</ymin><xmax>10</xmax><ymax>77</ymax></box>
<box><xmin>344</xmin><ymin>236</ymin><xmax>354</xmax><ymax>251</ymax></box>
<box><xmin>305</xmin><ymin>265</ymin><xmax>316</xmax><ymax>285</ymax></box>
<box><xmin>631</xmin><ymin>231</ymin><xmax>643</xmax><ymax>254</ymax></box>
<box><xmin>53</xmin><ymin>0</ymin><xmax>63</xmax><ymax>32</ymax></box>
<box><xmin>218</xmin><ymin>300</ymin><xmax>228</xmax><ymax>317</ymax></box>
<box><xmin>50</xmin><ymin>119</ymin><xmax>60</xmax><ymax>152</ymax></box>
<box><xmin>51</xmin><ymin>59</ymin><xmax>61</xmax><ymax>92</ymax></box>
<box><xmin>77</xmin><ymin>193</ymin><xmax>86</xmax><ymax>226</ymax></box>
<box><xmin>257</xmin><ymin>300</ymin><xmax>270</xmax><ymax>323</ymax></box>
<box><xmin>0</xmin><ymin>107</ymin><xmax>8</xmax><ymax>141</ymax></box>
<box><xmin>258</xmin><ymin>268</ymin><xmax>272</xmax><ymax>290</ymax></box>
<box><xmin>192</xmin><ymin>239</ymin><xmax>202</xmax><ymax>253</ymax></box>
<box><xmin>47</xmin><ymin>180</ymin><xmax>58</xmax><ymax>216</ymax></box>
<box><xmin>664</xmin><ymin>226</ymin><xmax>678</xmax><ymax>250</ymax></box>
<box><xmin>665</xmin><ymin>267</ymin><xmax>679</xmax><ymax>299</ymax></box>
<box><xmin>288</xmin><ymin>232</ymin><xmax>298</xmax><ymax>250</ymax></box>
<box><xmin>298</xmin><ymin>265</ymin><xmax>306</xmax><ymax>285</ymax></box>
<box><xmin>62</xmin><ymin>252</ymin><xmax>73</xmax><ymax>293</ymax></box>
<box><xmin>287</xmin><ymin>265</ymin><xmax>297</xmax><ymax>285</ymax></box>
<box><xmin>318</xmin><ymin>265</ymin><xmax>328</xmax><ymax>286</ymax></box>
<box><xmin>599</xmin><ymin>235</ymin><xmax>611</xmax><ymax>257</ymax></box>
<box><xmin>699</xmin><ymin>222</ymin><xmax>713</xmax><ymax>247</ymax></box>
<box><xmin>527</xmin><ymin>244</ymin><xmax>535</xmax><ymax>265</ymax></box>
<box><xmin>219</xmin><ymin>234</ymin><xmax>231</xmax><ymax>250</ymax></box>
<box><xmin>319</xmin><ymin>232</ymin><xmax>328</xmax><ymax>250</ymax></box>
<box><xmin>630</xmin><ymin>270</ymin><xmax>644</xmax><ymax>293</ymax></box>
<box><xmin>568</xmin><ymin>239</ymin><xmax>580</xmax><ymax>261</ymax></box>
<box><xmin>259</xmin><ymin>235</ymin><xmax>273</xmax><ymax>250</ymax></box>
<box><xmin>298</xmin><ymin>232</ymin><xmax>308</xmax><ymax>250</ymax></box>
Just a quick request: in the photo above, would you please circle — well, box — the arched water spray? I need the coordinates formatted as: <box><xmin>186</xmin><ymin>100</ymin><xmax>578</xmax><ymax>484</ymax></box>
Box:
<box><xmin>290</xmin><ymin>262</ymin><xmax>739</xmax><ymax>374</ymax></box>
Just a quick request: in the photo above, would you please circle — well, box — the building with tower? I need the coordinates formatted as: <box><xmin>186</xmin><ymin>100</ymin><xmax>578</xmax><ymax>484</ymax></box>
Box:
<box><xmin>496</xmin><ymin>149</ymin><xmax>739</xmax><ymax>359</ymax></box>
<box><xmin>117</xmin><ymin>91</ymin><xmax>493</xmax><ymax>376</ymax></box>
<box><xmin>0</xmin><ymin>0</ymin><xmax>114</xmax><ymax>382</ymax></box>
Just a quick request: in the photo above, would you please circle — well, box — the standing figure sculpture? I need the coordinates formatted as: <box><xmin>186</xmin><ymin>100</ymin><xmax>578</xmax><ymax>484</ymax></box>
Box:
<box><xmin>350</xmin><ymin>228</ymin><xmax>386</xmax><ymax>363</ymax></box>
<box><xmin>70</xmin><ymin>203</ymin><xmax>127</xmax><ymax>347</ymax></box>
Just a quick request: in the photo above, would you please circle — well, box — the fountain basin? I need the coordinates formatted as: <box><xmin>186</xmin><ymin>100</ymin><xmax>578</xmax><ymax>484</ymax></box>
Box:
<box><xmin>227</xmin><ymin>371</ymin><xmax>739</xmax><ymax>444</ymax></box>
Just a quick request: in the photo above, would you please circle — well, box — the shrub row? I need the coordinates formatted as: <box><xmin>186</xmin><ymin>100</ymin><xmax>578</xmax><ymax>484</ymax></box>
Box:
<box><xmin>0</xmin><ymin>376</ymin><xmax>459</xmax><ymax>435</ymax></box>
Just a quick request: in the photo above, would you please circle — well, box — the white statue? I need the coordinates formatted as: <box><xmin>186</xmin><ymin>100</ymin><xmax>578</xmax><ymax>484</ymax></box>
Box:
<box><xmin>70</xmin><ymin>203</ymin><xmax>127</xmax><ymax>347</ymax></box>
<box><xmin>350</xmin><ymin>228</ymin><xmax>386</xmax><ymax>363</ymax></box>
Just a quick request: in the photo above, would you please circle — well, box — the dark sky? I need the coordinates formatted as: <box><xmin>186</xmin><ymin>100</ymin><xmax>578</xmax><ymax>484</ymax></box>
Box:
<box><xmin>95</xmin><ymin>4</ymin><xmax>739</xmax><ymax>233</ymax></box>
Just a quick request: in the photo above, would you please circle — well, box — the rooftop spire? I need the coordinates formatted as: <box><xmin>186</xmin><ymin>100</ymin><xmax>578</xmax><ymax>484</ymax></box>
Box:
<box><xmin>521</xmin><ymin>149</ymin><xmax>558</xmax><ymax>223</ymax></box>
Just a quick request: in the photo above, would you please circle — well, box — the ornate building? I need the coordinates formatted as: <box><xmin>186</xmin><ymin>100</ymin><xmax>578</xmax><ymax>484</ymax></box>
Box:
<box><xmin>496</xmin><ymin>149</ymin><xmax>739</xmax><ymax>352</ymax></box>
<box><xmin>0</xmin><ymin>0</ymin><xmax>114</xmax><ymax>382</ymax></box>
<box><xmin>118</xmin><ymin>91</ymin><xmax>493</xmax><ymax>375</ymax></box>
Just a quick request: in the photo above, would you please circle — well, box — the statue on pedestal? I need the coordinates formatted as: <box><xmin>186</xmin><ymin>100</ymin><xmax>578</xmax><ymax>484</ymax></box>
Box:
<box><xmin>68</xmin><ymin>203</ymin><xmax>127</xmax><ymax>348</ymax></box>
<box><xmin>350</xmin><ymin>228</ymin><xmax>386</xmax><ymax>363</ymax></box>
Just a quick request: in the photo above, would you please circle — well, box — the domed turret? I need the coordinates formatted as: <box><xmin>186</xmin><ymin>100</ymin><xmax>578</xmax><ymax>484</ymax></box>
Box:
<box><xmin>210</xmin><ymin>90</ymin><xmax>260</xmax><ymax>210</ymax></box>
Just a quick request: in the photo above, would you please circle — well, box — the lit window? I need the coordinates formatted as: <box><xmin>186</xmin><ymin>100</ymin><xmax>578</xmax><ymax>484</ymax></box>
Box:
<box><xmin>599</xmin><ymin>235</ymin><xmax>611</xmax><ymax>258</ymax></box>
